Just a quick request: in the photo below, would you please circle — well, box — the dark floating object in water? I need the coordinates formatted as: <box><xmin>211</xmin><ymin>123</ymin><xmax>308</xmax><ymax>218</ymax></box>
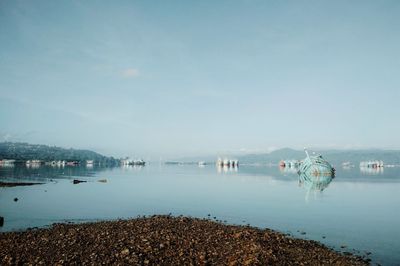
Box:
<box><xmin>0</xmin><ymin>182</ymin><xmax>44</xmax><ymax>187</ymax></box>
<box><xmin>14</xmin><ymin>198</ymin><xmax>18</xmax><ymax>202</ymax></box>
<box><xmin>0</xmin><ymin>216</ymin><xmax>4</xmax><ymax>227</ymax></box>
<box><xmin>73</xmin><ymin>179</ymin><xmax>87</xmax><ymax>184</ymax></box>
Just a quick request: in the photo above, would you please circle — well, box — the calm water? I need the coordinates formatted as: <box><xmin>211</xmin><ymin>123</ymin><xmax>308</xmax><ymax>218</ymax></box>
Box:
<box><xmin>1</xmin><ymin>164</ymin><xmax>399</xmax><ymax>265</ymax></box>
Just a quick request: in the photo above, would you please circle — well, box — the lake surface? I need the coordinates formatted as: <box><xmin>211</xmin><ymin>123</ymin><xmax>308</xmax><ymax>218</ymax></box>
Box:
<box><xmin>1</xmin><ymin>163</ymin><xmax>399</xmax><ymax>265</ymax></box>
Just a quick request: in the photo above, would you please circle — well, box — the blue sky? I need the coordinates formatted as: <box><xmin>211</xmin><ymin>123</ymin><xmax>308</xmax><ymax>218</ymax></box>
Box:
<box><xmin>0</xmin><ymin>0</ymin><xmax>399</xmax><ymax>158</ymax></box>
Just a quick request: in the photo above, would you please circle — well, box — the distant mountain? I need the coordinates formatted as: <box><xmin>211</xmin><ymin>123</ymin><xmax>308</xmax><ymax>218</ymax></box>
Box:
<box><xmin>322</xmin><ymin>149</ymin><xmax>400</xmax><ymax>165</ymax></box>
<box><xmin>238</xmin><ymin>148</ymin><xmax>303</xmax><ymax>164</ymax></box>
<box><xmin>238</xmin><ymin>148</ymin><xmax>400</xmax><ymax>166</ymax></box>
<box><xmin>0</xmin><ymin>142</ymin><xmax>118</xmax><ymax>164</ymax></box>
<box><xmin>168</xmin><ymin>148</ymin><xmax>400</xmax><ymax>166</ymax></box>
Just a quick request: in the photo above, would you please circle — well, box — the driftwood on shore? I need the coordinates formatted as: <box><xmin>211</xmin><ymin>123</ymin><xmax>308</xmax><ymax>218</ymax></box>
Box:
<box><xmin>0</xmin><ymin>215</ymin><xmax>367</xmax><ymax>265</ymax></box>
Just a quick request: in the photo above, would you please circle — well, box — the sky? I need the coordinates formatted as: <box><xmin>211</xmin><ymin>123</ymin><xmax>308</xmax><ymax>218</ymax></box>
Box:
<box><xmin>0</xmin><ymin>0</ymin><xmax>400</xmax><ymax>158</ymax></box>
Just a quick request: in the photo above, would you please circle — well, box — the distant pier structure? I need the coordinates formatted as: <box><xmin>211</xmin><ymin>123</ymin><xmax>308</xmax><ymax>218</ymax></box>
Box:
<box><xmin>359</xmin><ymin>160</ymin><xmax>384</xmax><ymax>168</ymax></box>
<box><xmin>216</xmin><ymin>158</ymin><xmax>239</xmax><ymax>167</ymax></box>
<box><xmin>121</xmin><ymin>158</ymin><xmax>146</xmax><ymax>166</ymax></box>
<box><xmin>0</xmin><ymin>159</ymin><xmax>15</xmax><ymax>167</ymax></box>
<box><xmin>279</xmin><ymin>160</ymin><xmax>301</xmax><ymax>168</ymax></box>
<box><xmin>216</xmin><ymin>158</ymin><xmax>239</xmax><ymax>173</ymax></box>
<box><xmin>359</xmin><ymin>160</ymin><xmax>384</xmax><ymax>175</ymax></box>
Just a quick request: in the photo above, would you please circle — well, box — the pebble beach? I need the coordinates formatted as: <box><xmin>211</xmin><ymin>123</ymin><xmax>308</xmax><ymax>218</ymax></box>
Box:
<box><xmin>0</xmin><ymin>215</ymin><xmax>367</xmax><ymax>265</ymax></box>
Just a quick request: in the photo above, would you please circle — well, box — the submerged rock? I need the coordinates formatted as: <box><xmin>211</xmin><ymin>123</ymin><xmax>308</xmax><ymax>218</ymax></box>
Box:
<box><xmin>72</xmin><ymin>179</ymin><xmax>87</xmax><ymax>185</ymax></box>
<box><xmin>0</xmin><ymin>182</ymin><xmax>44</xmax><ymax>187</ymax></box>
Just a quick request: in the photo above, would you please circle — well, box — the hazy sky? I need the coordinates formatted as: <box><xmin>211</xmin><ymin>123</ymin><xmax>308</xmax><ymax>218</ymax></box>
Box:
<box><xmin>1</xmin><ymin>0</ymin><xmax>399</xmax><ymax>158</ymax></box>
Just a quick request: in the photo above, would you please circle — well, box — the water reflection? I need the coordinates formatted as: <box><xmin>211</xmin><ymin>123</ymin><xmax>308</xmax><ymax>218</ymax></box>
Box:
<box><xmin>298</xmin><ymin>173</ymin><xmax>334</xmax><ymax>192</ymax></box>
<box><xmin>298</xmin><ymin>172</ymin><xmax>334</xmax><ymax>202</ymax></box>
<box><xmin>0</xmin><ymin>165</ymin><xmax>114</xmax><ymax>182</ymax></box>
<box><xmin>216</xmin><ymin>164</ymin><xmax>238</xmax><ymax>173</ymax></box>
<box><xmin>279</xmin><ymin>165</ymin><xmax>299</xmax><ymax>174</ymax></box>
<box><xmin>360</xmin><ymin>166</ymin><xmax>384</xmax><ymax>175</ymax></box>
<box><xmin>0</xmin><ymin>164</ymin><xmax>15</xmax><ymax>168</ymax></box>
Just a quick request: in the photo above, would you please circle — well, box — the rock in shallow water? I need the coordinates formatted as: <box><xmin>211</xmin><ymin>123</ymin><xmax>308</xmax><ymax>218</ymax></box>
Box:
<box><xmin>72</xmin><ymin>179</ymin><xmax>87</xmax><ymax>184</ymax></box>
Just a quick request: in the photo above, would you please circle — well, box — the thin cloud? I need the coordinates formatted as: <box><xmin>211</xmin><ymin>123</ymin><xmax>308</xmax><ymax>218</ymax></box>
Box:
<box><xmin>121</xmin><ymin>68</ymin><xmax>140</xmax><ymax>78</ymax></box>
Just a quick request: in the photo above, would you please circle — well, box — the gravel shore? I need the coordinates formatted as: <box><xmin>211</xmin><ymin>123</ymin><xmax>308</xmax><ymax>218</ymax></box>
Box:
<box><xmin>0</xmin><ymin>215</ymin><xmax>367</xmax><ymax>265</ymax></box>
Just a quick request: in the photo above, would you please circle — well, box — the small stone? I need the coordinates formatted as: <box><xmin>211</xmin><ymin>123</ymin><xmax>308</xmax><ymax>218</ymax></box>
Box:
<box><xmin>120</xmin><ymin>249</ymin><xmax>130</xmax><ymax>256</ymax></box>
<box><xmin>14</xmin><ymin>197</ymin><xmax>18</xmax><ymax>202</ymax></box>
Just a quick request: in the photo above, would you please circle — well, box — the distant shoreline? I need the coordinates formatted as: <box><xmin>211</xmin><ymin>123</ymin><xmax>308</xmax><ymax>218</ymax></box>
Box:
<box><xmin>0</xmin><ymin>215</ymin><xmax>368</xmax><ymax>265</ymax></box>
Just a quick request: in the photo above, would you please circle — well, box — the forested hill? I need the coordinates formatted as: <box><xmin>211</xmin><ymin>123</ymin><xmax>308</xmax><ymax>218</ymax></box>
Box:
<box><xmin>0</xmin><ymin>142</ymin><xmax>117</xmax><ymax>163</ymax></box>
